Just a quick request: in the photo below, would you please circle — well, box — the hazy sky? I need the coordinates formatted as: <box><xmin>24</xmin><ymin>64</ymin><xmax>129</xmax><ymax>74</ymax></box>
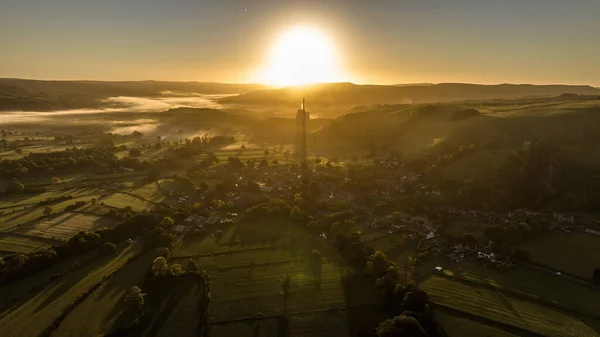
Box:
<box><xmin>2</xmin><ymin>0</ymin><xmax>599</xmax><ymax>85</ymax></box>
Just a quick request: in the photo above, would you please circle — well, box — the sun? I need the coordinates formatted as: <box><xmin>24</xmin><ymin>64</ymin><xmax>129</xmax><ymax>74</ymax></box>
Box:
<box><xmin>256</xmin><ymin>26</ymin><xmax>347</xmax><ymax>86</ymax></box>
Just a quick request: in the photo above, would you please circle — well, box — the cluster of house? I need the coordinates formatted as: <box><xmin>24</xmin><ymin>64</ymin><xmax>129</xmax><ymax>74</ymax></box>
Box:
<box><xmin>444</xmin><ymin>243</ymin><xmax>514</xmax><ymax>270</ymax></box>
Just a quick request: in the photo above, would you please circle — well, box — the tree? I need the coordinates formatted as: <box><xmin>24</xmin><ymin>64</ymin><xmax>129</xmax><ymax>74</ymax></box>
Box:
<box><xmin>152</xmin><ymin>257</ymin><xmax>168</xmax><ymax>276</ymax></box>
<box><xmin>309</xmin><ymin>181</ymin><xmax>321</xmax><ymax>196</ymax></box>
<box><xmin>187</xmin><ymin>258</ymin><xmax>200</xmax><ymax>274</ymax></box>
<box><xmin>241</xmin><ymin>144</ymin><xmax>246</xmax><ymax>150</ymax></box>
<box><xmin>376</xmin><ymin>315</ymin><xmax>427</xmax><ymax>337</ymax></box>
<box><xmin>160</xmin><ymin>216</ymin><xmax>175</xmax><ymax>229</ymax></box>
<box><xmin>264</xmin><ymin>149</ymin><xmax>270</xmax><ymax>156</ymax></box>
<box><xmin>156</xmin><ymin>246</ymin><xmax>170</xmax><ymax>257</ymax></box>
<box><xmin>125</xmin><ymin>286</ymin><xmax>145</xmax><ymax>310</ymax></box>
<box><xmin>129</xmin><ymin>148</ymin><xmax>142</xmax><ymax>157</ymax></box>
<box><xmin>593</xmin><ymin>268</ymin><xmax>600</xmax><ymax>285</ymax></box>
<box><xmin>7</xmin><ymin>179</ymin><xmax>24</xmax><ymax>194</ymax></box>
<box><xmin>280</xmin><ymin>274</ymin><xmax>291</xmax><ymax>298</ymax></box>
<box><xmin>169</xmin><ymin>263</ymin><xmax>182</xmax><ymax>276</ymax></box>
<box><xmin>462</xmin><ymin>233</ymin><xmax>476</xmax><ymax>245</ymax></box>
<box><xmin>99</xmin><ymin>242</ymin><xmax>117</xmax><ymax>255</ymax></box>
<box><xmin>43</xmin><ymin>206</ymin><xmax>53</xmax><ymax>217</ymax></box>
<box><xmin>90</xmin><ymin>198</ymin><xmax>97</xmax><ymax>205</ymax></box>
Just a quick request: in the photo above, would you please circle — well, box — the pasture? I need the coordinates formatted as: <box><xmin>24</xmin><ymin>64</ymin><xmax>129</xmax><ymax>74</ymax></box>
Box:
<box><xmin>421</xmin><ymin>276</ymin><xmax>599</xmax><ymax>337</ymax></box>
<box><xmin>0</xmin><ymin>243</ymin><xmax>141</xmax><ymax>337</ymax></box>
<box><xmin>0</xmin><ymin>233</ymin><xmax>59</xmax><ymax>254</ymax></box>
<box><xmin>518</xmin><ymin>232</ymin><xmax>600</xmax><ymax>281</ymax></box>
<box><xmin>52</xmin><ymin>251</ymin><xmax>156</xmax><ymax>337</ymax></box>
<box><xmin>127</xmin><ymin>182</ymin><xmax>167</xmax><ymax>203</ymax></box>
<box><xmin>169</xmin><ymin>218</ymin><xmax>363</xmax><ymax>335</ymax></box>
<box><xmin>0</xmin><ymin>192</ymin><xmax>104</xmax><ymax>230</ymax></box>
<box><xmin>434</xmin><ymin>309</ymin><xmax>520</xmax><ymax>337</ymax></box>
<box><xmin>13</xmin><ymin>212</ymin><xmax>118</xmax><ymax>241</ymax></box>
<box><xmin>134</xmin><ymin>277</ymin><xmax>208</xmax><ymax>337</ymax></box>
<box><xmin>442</xmin><ymin>261</ymin><xmax>600</xmax><ymax>317</ymax></box>
<box><xmin>101</xmin><ymin>192</ymin><xmax>153</xmax><ymax>211</ymax></box>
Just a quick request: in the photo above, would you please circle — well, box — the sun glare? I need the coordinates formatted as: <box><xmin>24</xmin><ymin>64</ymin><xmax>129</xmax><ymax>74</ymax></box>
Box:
<box><xmin>257</xmin><ymin>26</ymin><xmax>347</xmax><ymax>86</ymax></box>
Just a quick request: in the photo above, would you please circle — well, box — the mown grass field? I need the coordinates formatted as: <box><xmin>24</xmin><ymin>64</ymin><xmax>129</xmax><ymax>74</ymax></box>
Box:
<box><xmin>13</xmin><ymin>212</ymin><xmax>118</xmax><ymax>241</ymax></box>
<box><xmin>434</xmin><ymin>309</ymin><xmax>521</xmax><ymax>337</ymax></box>
<box><xmin>0</xmin><ymin>248</ymin><xmax>100</xmax><ymax>313</ymax></box>
<box><xmin>0</xmin><ymin>193</ymin><xmax>104</xmax><ymax>231</ymax></box>
<box><xmin>421</xmin><ymin>276</ymin><xmax>599</xmax><ymax>337</ymax></box>
<box><xmin>443</xmin><ymin>261</ymin><xmax>600</xmax><ymax>317</ymax></box>
<box><xmin>127</xmin><ymin>182</ymin><xmax>166</xmax><ymax>203</ymax></box>
<box><xmin>0</xmin><ymin>233</ymin><xmax>59</xmax><ymax>254</ymax></box>
<box><xmin>170</xmin><ymin>218</ymin><xmax>363</xmax><ymax>336</ymax></box>
<box><xmin>52</xmin><ymin>251</ymin><xmax>156</xmax><ymax>337</ymax></box>
<box><xmin>518</xmin><ymin>232</ymin><xmax>600</xmax><ymax>281</ymax></box>
<box><xmin>101</xmin><ymin>192</ymin><xmax>153</xmax><ymax>211</ymax></box>
<box><xmin>0</xmin><ymin>243</ymin><xmax>141</xmax><ymax>337</ymax></box>
<box><xmin>209</xmin><ymin>310</ymin><xmax>350</xmax><ymax>337</ymax></box>
<box><xmin>134</xmin><ymin>277</ymin><xmax>207</xmax><ymax>337</ymax></box>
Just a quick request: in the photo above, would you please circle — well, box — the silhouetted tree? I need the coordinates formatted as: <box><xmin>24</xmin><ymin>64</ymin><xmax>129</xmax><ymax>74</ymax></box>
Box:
<box><xmin>593</xmin><ymin>268</ymin><xmax>600</xmax><ymax>285</ymax></box>
<box><xmin>152</xmin><ymin>257</ymin><xmax>168</xmax><ymax>276</ymax></box>
<box><xmin>376</xmin><ymin>315</ymin><xmax>427</xmax><ymax>337</ymax></box>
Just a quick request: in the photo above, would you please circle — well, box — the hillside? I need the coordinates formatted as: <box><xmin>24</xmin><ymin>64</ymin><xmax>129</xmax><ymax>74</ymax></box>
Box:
<box><xmin>0</xmin><ymin>79</ymin><xmax>270</xmax><ymax>111</ymax></box>
<box><xmin>221</xmin><ymin>82</ymin><xmax>600</xmax><ymax>109</ymax></box>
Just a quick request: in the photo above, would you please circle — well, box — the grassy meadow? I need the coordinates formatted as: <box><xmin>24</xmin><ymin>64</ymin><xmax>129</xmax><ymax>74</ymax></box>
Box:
<box><xmin>421</xmin><ymin>276</ymin><xmax>598</xmax><ymax>337</ymax></box>
<box><xmin>0</xmin><ymin>243</ymin><xmax>141</xmax><ymax>337</ymax></box>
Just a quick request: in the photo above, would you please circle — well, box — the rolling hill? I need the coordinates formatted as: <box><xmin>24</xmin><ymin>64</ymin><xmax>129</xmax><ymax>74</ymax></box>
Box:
<box><xmin>221</xmin><ymin>82</ymin><xmax>600</xmax><ymax>109</ymax></box>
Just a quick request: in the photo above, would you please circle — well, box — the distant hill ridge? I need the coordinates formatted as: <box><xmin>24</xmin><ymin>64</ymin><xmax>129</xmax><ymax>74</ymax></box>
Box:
<box><xmin>220</xmin><ymin>82</ymin><xmax>600</xmax><ymax>108</ymax></box>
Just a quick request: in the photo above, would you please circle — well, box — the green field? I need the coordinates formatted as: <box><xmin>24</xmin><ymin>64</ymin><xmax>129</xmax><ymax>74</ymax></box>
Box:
<box><xmin>0</xmin><ymin>187</ymin><xmax>104</xmax><ymax>209</ymax></box>
<box><xmin>518</xmin><ymin>232</ymin><xmax>600</xmax><ymax>280</ymax></box>
<box><xmin>0</xmin><ymin>192</ymin><xmax>104</xmax><ymax>230</ymax></box>
<box><xmin>0</xmin><ymin>243</ymin><xmax>141</xmax><ymax>337</ymax></box>
<box><xmin>134</xmin><ymin>277</ymin><xmax>207</xmax><ymax>337</ymax></box>
<box><xmin>101</xmin><ymin>192</ymin><xmax>153</xmax><ymax>211</ymax></box>
<box><xmin>209</xmin><ymin>310</ymin><xmax>350</xmax><ymax>337</ymax></box>
<box><xmin>127</xmin><ymin>182</ymin><xmax>167</xmax><ymax>203</ymax></box>
<box><xmin>13</xmin><ymin>212</ymin><xmax>118</xmax><ymax>241</ymax></box>
<box><xmin>0</xmin><ymin>249</ymin><xmax>102</xmax><ymax>313</ymax></box>
<box><xmin>169</xmin><ymin>218</ymin><xmax>358</xmax><ymax>334</ymax></box>
<box><xmin>443</xmin><ymin>261</ymin><xmax>600</xmax><ymax>317</ymax></box>
<box><xmin>434</xmin><ymin>309</ymin><xmax>521</xmax><ymax>337</ymax></box>
<box><xmin>0</xmin><ymin>233</ymin><xmax>59</xmax><ymax>254</ymax></box>
<box><xmin>421</xmin><ymin>276</ymin><xmax>598</xmax><ymax>337</ymax></box>
<box><xmin>52</xmin><ymin>251</ymin><xmax>156</xmax><ymax>337</ymax></box>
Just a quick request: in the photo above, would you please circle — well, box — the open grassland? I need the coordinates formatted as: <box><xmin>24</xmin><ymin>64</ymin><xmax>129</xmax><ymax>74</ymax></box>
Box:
<box><xmin>134</xmin><ymin>278</ymin><xmax>206</xmax><ymax>337</ymax></box>
<box><xmin>518</xmin><ymin>232</ymin><xmax>600</xmax><ymax>280</ymax></box>
<box><xmin>0</xmin><ymin>249</ymin><xmax>100</xmax><ymax>313</ymax></box>
<box><xmin>421</xmin><ymin>276</ymin><xmax>599</xmax><ymax>337</ymax></box>
<box><xmin>434</xmin><ymin>309</ymin><xmax>521</xmax><ymax>337</ymax></box>
<box><xmin>443</xmin><ymin>261</ymin><xmax>600</xmax><ymax>317</ymax></box>
<box><xmin>0</xmin><ymin>243</ymin><xmax>141</xmax><ymax>337</ymax></box>
<box><xmin>127</xmin><ymin>182</ymin><xmax>167</xmax><ymax>203</ymax></box>
<box><xmin>140</xmin><ymin>147</ymin><xmax>170</xmax><ymax>161</ymax></box>
<box><xmin>0</xmin><ymin>193</ymin><xmax>104</xmax><ymax>230</ymax></box>
<box><xmin>207</xmin><ymin>261</ymin><xmax>345</xmax><ymax>321</ymax></box>
<box><xmin>439</xmin><ymin>149</ymin><xmax>514</xmax><ymax>183</ymax></box>
<box><xmin>0</xmin><ymin>233</ymin><xmax>59</xmax><ymax>254</ymax></box>
<box><xmin>0</xmin><ymin>187</ymin><xmax>104</xmax><ymax>209</ymax></box>
<box><xmin>170</xmin><ymin>218</ymin><xmax>354</xmax><ymax>333</ymax></box>
<box><xmin>172</xmin><ymin>219</ymin><xmax>295</xmax><ymax>258</ymax></box>
<box><xmin>52</xmin><ymin>251</ymin><xmax>156</xmax><ymax>337</ymax></box>
<box><xmin>101</xmin><ymin>192</ymin><xmax>153</xmax><ymax>211</ymax></box>
<box><xmin>13</xmin><ymin>212</ymin><xmax>118</xmax><ymax>241</ymax></box>
<box><xmin>209</xmin><ymin>310</ymin><xmax>350</xmax><ymax>337</ymax></box>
